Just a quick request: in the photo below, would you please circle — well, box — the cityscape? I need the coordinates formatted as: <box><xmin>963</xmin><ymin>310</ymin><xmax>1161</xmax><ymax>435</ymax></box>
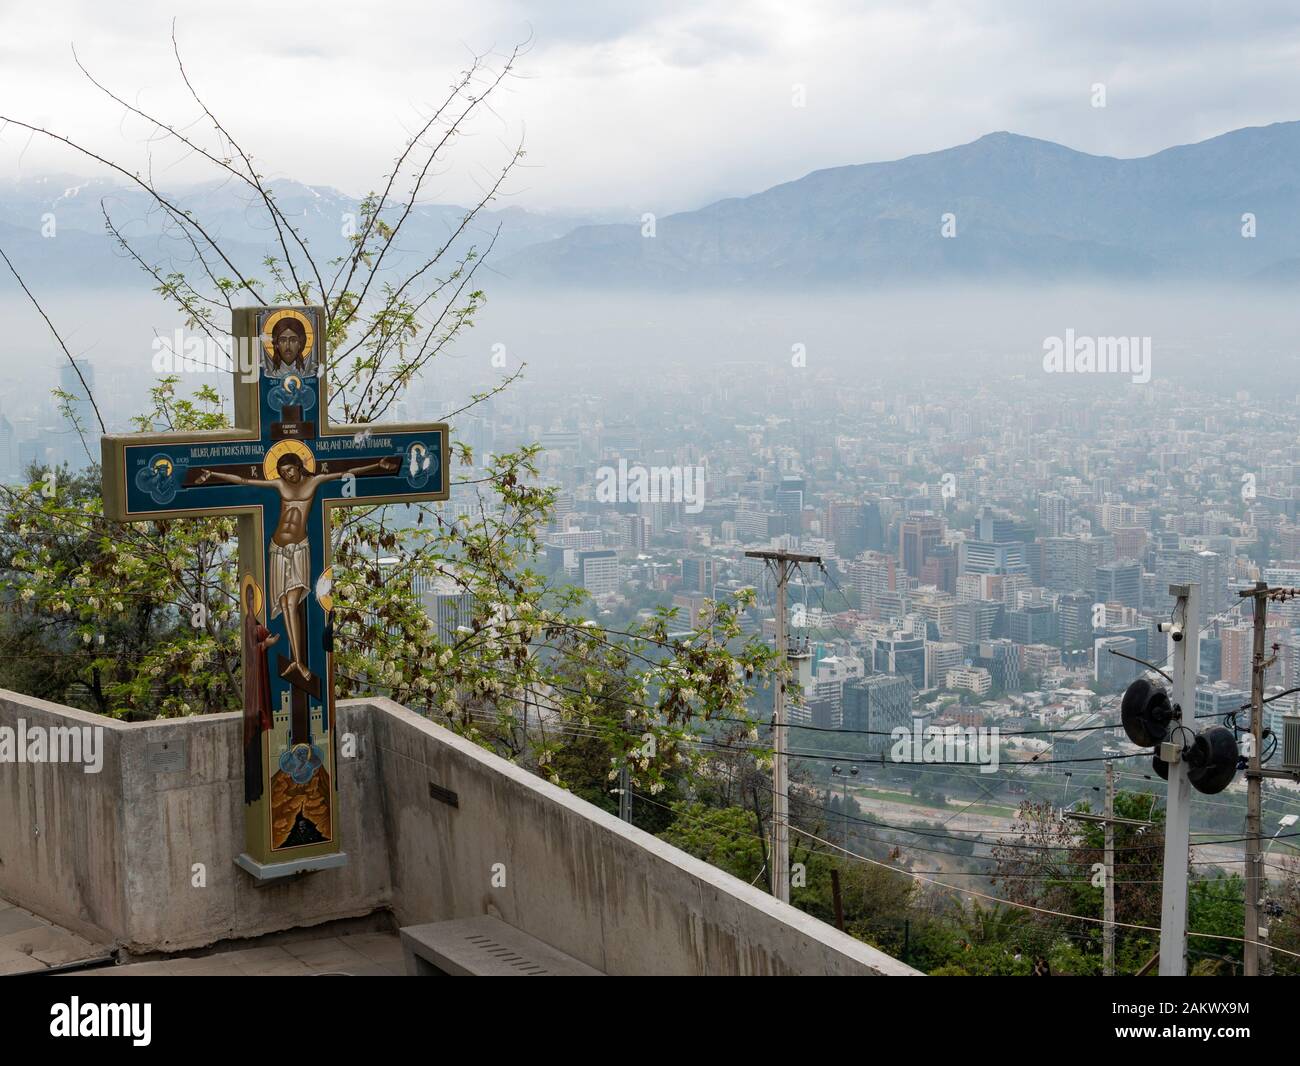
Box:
<box><xmin>5</xmin><ymin>0</ymin><xmax>1300</xmax><ymax>1008</ymax></box>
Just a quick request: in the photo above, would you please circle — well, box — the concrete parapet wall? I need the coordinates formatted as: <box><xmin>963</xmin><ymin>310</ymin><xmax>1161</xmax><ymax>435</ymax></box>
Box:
<box><xmin>0</xmin><ymin>689</ymin><xmax>917</xmax><ymax>974</ymax></box>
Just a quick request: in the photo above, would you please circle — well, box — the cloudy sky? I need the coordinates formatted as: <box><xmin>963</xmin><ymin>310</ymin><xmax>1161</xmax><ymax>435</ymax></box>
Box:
<box><xmin>3</xmin><ymin>0</ymin><xmax>1300</xmax><ymax>215</ymax></box>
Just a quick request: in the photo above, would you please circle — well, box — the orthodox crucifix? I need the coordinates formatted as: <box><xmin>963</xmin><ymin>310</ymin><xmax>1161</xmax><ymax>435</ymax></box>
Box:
<box><xmin>102</xmin><ymin>306</ymin><xmax>448</xmax><ymax>880</ymax></box>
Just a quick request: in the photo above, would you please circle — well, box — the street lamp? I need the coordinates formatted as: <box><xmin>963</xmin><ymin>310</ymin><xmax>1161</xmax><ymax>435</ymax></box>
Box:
<box><xmin>1258</xmin><ymin>813</ymin><xmax>1297</xmax><ymax>976</ymax></box>
<box><xmin>829</xmin><ymin>764</ymin><xmax>859</xmax><ymax>848</ymax></box>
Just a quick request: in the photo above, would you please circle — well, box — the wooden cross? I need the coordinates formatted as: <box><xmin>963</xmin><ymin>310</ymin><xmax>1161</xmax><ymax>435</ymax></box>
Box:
<box><xmin>102</xmin><ymin>306</ymin><xmax>448</xmax><ymax>880</ymax></box>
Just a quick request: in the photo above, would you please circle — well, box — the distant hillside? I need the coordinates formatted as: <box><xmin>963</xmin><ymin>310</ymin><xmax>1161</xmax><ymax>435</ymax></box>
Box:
<box><xmin>0</xmin><ymin>175</ymin><xmax>596</xmax><ymax>289</ymax></box>
<box><xmin>8</xmin><ymin>122</ymin><xmax>1300</xmax><ymax>291</ymax></box>
<box><xmin>499</xmin><ymin>122</ymin><xmax>1300</xmax><ymax>286</ymax></box>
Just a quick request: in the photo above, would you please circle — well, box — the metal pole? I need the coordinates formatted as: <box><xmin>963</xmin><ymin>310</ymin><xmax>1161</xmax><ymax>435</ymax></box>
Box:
<box><xmin>619</xmin><ymin>763</ymin><xmax>632</xmax><ymax>823</ymax></box>
<box><xmin>619</xmin><ymin>711</ymin><xmax>633</xmax><ymax>823</ymax></box>
<box><xmin>773</xmin><ymin>558</ymin><xmax>790</xmax><ymax>904</ymax></box>
<box><xmin>1245</xmin><ymin>581</ymin><xmax>1267</xmax><ymax>976</ymax></box>
<box><xmin>1104</xmin><ymin>759</ymin><xmax>1115</xmax><ymax>977</ymax></box>
<box><xmin>1158</xmin><ymin>582</ymin><xmax>1198</xmax><ymax>976</ymax></box>
<box><xmin>745</xmin><ymin>549</ymin><xmax>820</xmax><ymax>906</ymax></box>
<box><xmin>842</xmin><ymin>774</ymin><xmax>850</xmax><ymax>849</ymax></box>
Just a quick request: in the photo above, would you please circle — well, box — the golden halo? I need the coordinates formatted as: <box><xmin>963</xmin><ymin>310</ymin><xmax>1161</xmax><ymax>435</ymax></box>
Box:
<box><xmin>154</xmin><ymin>457</ymin><xmax>174</xmax><ymax>476</ymax></box>
<box><xmin>262</xmin><ymin>439</ymin><xmax>316</xmax><ymax>481</ymax></box>
<box><xmin>261</xmin><ymin>309</ymin><xmax>315</xmax><ymax>363</ymax></box>
<box><xmin>240</xmin><ymin>573</ymin><xmax>264</xmax><ymax>619</ymax></box>
<box><xmin>285</xmin><ymin>375</ymin><xmax>302</xmax><ymax>390</ymax></box>
<box><xmin>315</xmin><ymin>566</ymin><xmax>334</xmax><ymax>614</ymax></box>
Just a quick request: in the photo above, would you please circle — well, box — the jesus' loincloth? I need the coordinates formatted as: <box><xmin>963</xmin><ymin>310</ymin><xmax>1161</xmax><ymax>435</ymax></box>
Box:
<box><xmin>269</xmin><ymin>540</ymin><xmax>310</xmax><ymax>618</ymax></box>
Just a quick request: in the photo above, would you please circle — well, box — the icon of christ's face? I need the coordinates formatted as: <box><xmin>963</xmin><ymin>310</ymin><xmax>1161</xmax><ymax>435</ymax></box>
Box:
<box><xmin>274</xmin><ymin>326</ymin><xmax>302</xmax><ymax>364</ymax></box>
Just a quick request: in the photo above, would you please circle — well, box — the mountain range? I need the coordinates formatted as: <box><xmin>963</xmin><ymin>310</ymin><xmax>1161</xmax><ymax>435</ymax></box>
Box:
<box><xmin>0</xmin><ymin>175</ymin><xmax>597</xmax><ymax>289</ymax></box>
<box><xmin>500</xmin><ymin>121</ymin><xmax>1300</xmax><ymax>285</ymax></box>
<box><xmin>4</xmin><ymin>121</ymin><xmax>1300</xmax><ymax>290</ymax></box>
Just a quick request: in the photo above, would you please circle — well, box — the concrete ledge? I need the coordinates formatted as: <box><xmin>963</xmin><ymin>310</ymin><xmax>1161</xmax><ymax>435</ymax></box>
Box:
<box><xmin>0</xmin><ymin>690</ymin><xmax>389</xmax><ymax>953</ymax></box>
<box><xmin>368</xmin><ymin>697</ymin><xmax>918</xmax><ymax>975</ymax></box>
<box><xmin>235</xmin><ymin>851</ymin><xmax>351</xmax><ymax>882</ymax></box>
<box><xmin>0</xmin><ymin>688</ymin><xmax>920</xmax><ymax>974</ymax></box>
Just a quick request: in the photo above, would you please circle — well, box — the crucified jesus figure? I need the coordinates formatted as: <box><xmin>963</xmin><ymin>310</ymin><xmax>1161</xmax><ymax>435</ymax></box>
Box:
<box><xmin>196</xmin><ymin>453</ymin><xmax>400</xmax><ymax>681</ymax></box>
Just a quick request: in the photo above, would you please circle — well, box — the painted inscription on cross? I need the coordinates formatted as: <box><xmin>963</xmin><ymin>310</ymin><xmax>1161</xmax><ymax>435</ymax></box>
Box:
<box><xmin>102</xmin><ymin>306</ymin><xmax>448</xmax><ymax>880</ymax></box>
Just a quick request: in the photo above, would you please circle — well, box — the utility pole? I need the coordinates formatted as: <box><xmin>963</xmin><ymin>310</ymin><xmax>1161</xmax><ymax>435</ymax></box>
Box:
<box><xmin>618</xmin><ymin>762</ymin><xmax>632</xmax><ymax>823</ymax></box>
<box><xmin>1159</xmin><ymin>582</ymin><xmax>1199</xmax><ymax>976</ymax></box>
<box><xmin>746</xmin><ymin>549</ymin><xmax>820</xmax><ymax>904</ymax></box>
<box><xmin>1063</xmin><ymin>759</ymin><xmax>1151</xmax><ymax>975</ymax></box>
<box><xmin>1104</xmin><ymin>761</ymin><xmax>1116</xmax><ymax>976</ymax></box>
<box><xmin>1241</xmin><ymin>581</ymin><xmax>1269</xmax><ymax>976</ymax></box>
<box><xmin>617</xmin><ymin>710</ymin><xmax>634</xmax><ymax>824</ymax></box>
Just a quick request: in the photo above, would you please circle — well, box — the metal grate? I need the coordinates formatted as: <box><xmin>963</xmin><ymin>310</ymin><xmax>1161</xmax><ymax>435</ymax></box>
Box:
<box><xmin>1283</xmin><ymin>716</ymin><xmax>1300</xmax><ymax>771</ymax></box>
<box><xmin>463</xmin><ymin>933</ymin><xmax>550</xmax><ymax>975</ymax></box>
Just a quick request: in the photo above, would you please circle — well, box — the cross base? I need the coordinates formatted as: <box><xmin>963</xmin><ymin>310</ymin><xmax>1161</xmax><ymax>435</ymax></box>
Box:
<box><xmin>235</xmin><ymin>850</ymin><xmax>349</xmax><ymax>883</ymax></box>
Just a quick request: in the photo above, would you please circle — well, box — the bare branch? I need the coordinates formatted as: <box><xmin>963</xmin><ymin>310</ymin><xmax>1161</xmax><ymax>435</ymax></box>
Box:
<box><xmin>0</xmin><ymin>114</ymin><xmax>266</xmax><ymax>304</ymax></box>
<box><xmin>0</xmin><ymin>241</ymin><xmax>107</xmax><ymax>435</ymax></box>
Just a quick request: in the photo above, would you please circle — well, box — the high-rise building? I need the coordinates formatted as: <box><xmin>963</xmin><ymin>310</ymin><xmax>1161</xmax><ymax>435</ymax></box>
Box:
<box><xmin>577</xmin><ymin>549</ymin><xmax>619</xmax><ymax>597</ymax></box>
<box><xmin>551</xmin><ymin>490</ymin><xmax>575</xmax><ymax>528</ymax></box>
<box><xmin>862</xmin><ymin>499</ymin><xmax>886</xmax><ymax>551</ymax></box>
<box><xmin>775</xmin><ymin>477</ymin><xmax>805</xmax><ymax>527</ymax></box>
<box><xmin>870</xmin><ymin>629</ymin><xmax>926</xmax><ymax>691</ymax></box>
<box><xmin>803</xmin><ymin>654</ymin><xmax>867</xmax><ymax>725</ymax></box>
<box><xmin>420</xmin><ymin>577</ymin><xmax>477</xmax><ymax>643</ymax></box>
<box><xmin>899</xmin><ymin>515</ymin><xmax>944</xmax><ymax>579</ymax></box>
<box><xmin>962</xmin><ymin>507</ymin><xmax>1029</xmax><ymax>577</ymax></box>
<box><xmin>850</xmin><ymin>551</ymin><xmax>895</xmax><ymax>611</ymax></box>
<box><xmin>1095</xmin><ymin>559</ymin><xmax>1142</xmax><ymax>612</ymax></box>
<box><xmin>925</xmin><ymin>641</ymin><xmax>964</xmax><ymax>688</ymax></box>
<box><xmin>1007</xmin><ymin>603</ymin><xmax>1059</xmax><ymax>646</ymax></box>
<box><xmin>0</xmin><ymin>411</ymin><xmax>14</xmax><ymax>480</ymax></box>
<box><xmin>620</xmin><ymin>514</ymin><xmax>648</xmax><ymax>551</ymax></box>
<box><xmin>53</xmin><ymin>359</ymin><xmax>96</xmax><ymax>468</ymax></box>
<box><xmin>1043</xmin><ymin>536</ymin><xmax>1087</xmax><ymax>592</ymax></box>
<box><xmin>954</xmin><ymin>600</ymin><xmax>1002</xmax><ymax>647</ymax></box>
<box><xmin>827</xmin><ymin>500</ymin><xmax>867</xmax><ymax>559</ymax></box>
<box><xmin>911</xmin><ymin>589</ymin><xmax>957</xmax><ymax>640</ymax></box>
<box><xmin>919</xmin><ymin>545</ymin><xmax>957</xmax><ymax>593</ymax></box>
<box><xmin>1058</xmin><ymin>592</ymin><xmax>1094</xmax><ymax>650</ymax></box>
<box><xmin>671</xmin><ymin>592</ymin><xmax>711</xmax><ymax>628</ymax></box>
<box><xmin>1095</xmin><ymin>634</ymin><xmax>1139</xmax><ymax>691</ymax></box>
<box><xmin>1195</xmin><ymin>682</ymin><xmax>1251</xmax><ymax>725</ymax></box>
<box><xmin>680</xmin><ymin>556</ymin><xmax>716</xmax><ymax>596</ymax></box>
<box><xmin>736</xmin><ymin>509</ymin><xmax>783</xmax><ymax>543</ymax></box>
<box><xmin>946</xmin><ymin>666</ymin><xmax>992</xmax><ymax>696</ymax></box>
<box><xmin>1037</xmin><ymin>491</ymin><xmax>1069</xmax><ymax>536</ymax></box>
<box><xmin>1220</xmin><ymin>623</ymin><xmax>1253</xmax><ymax>691</ymax></box>
<box><xmin>1021</xmin><ymin>643</ymin><xmax>1062</xmax><ymax>674</ymax></box>
<box><xmin>1153</xmin><ymin>548</ymin><xmax>1224</xmax><ymax>624</ymax></box>
<box><xmin>842</xmin><ymin>674</ymin><xmax>913</xmax><ymax>753</ymax></box>
<box><xmin>977</xmin><ymin>639</ymin><xmax>1021</xmax><ymax>692</ymax></box>
<box><xmin>1111</xmin><ymin>527</ymin><xmax>1148</xmax><ymax>562</ymax></box>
